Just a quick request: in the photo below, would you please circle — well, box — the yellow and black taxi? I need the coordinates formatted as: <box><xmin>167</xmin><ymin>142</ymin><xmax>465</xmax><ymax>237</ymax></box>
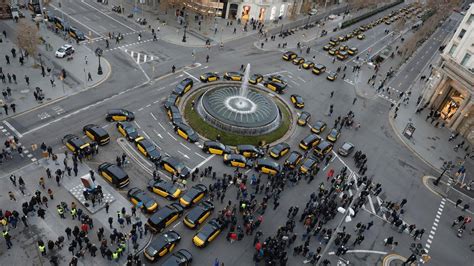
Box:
<box><xmin>135</xmin><ymin>137</ymin><xmax>162</xmax><ymax>163</ymax></box>
<box><xmin>337</xmin><ymin>51</ymin><xmax>348</xmax><ymax>60</ymax></box>
<box><xmin>312</xmin><ymin>64</ymin><xmax>326</xmax><ymax>75</ymax></box>
<box><xmin>202</xmin><ymin>140</ymin><xmax>231</xmax><ymax>155</ymax></box>
<box><xmin>174</xmin><ymin>123</ymin><xmax>199</xmax><ymax>143</ymax></box>
<box><xmin>223</xmin><ymin>154</ymin><xmax>253</xmax><ymax>168</ymax></box>
<box><xmin>348</xmin><ymin>47</ymin><xmax>358</xmax><ymax>56</ymax></box>
<box><xmin>127</xmin><ymin>187</ymin><xmax>159</xmax><ymax>213</ymax></box>
<box><xmin>337</xmin><ymin>35</ymin><xmax>346</xmax><ymax>42</ymax></box>
<box><xmin>327</xmin><ymin>71</ymin><xmax>338</xmax><ymax>81</ymax></box>
<box><xmin>292</xmin><ymin>57</ymin><xmax>305</xmax><ymax>65</ymax></box>
<box><xmin>162</xmin><ymin>249</ymin><xmax>193</xmax><ymax>266</ymax></box>
<box><xmin>284</xmin><ymin>151</ymin><xmax>303</xmax><ymax>169</ymax></box>
<box><xmin>339</xmin><ymin>45</ymin><xmax>348</xmax><ymax>51</ymax></box>
<box><xmin>358</xmin><ymin>26</ymin><xmax>367</xmax><ymax>32</ymax></box>
<box><xmin>328</xmin><ymin>47</ymin><xmax>338</xmax><ymax>56</ymax></box>
<box><xmin>299</xmin><ymin>133</ymin><xmax>321</xmax><ymax>150</ymax></box>
<box><xmin>159</xmin><ymin>156</ymin><xmax>190</xmax><ymax>179</ymax></box>
<box><xmin>147</xmin><ymin>203</ymin><xmax>184</xmax><ymax>233</ymax></box>
<box><xmin>98</xmin><ymin>162</ymin><xmax>130</xmax><ymax>188</ymax></box>
<box><xmin>200</xmin><ymin>72</ymin><xmax>220</xmax><ymax>82</ymax></box>
<box><xmin>173</xmin><ymin>78</ymin><xmax>193</xmax><ymax>96</ymax></box>
<box><xmin>290</xmin><ymin>94</ymin><xmax>305</xmax><ymax>109</ymax></box>
<box><xmin>116</xmin><ymin>121</ymin><xmax>140</xmax><ymax>142</ymax></box>
<box><xmin>345</xmin><ymin>33</ymin><xmax>353</xmax><ymax>39</ymax></box>
<box><xmin>313</xmin><ymin>140</ymin><xmax>333</xmax><ymax>158</ymax></box>
<box><xmin>224</xmin><ymin>72</ymin><xmax>243</xmax><ymax>81</ymax></box>
<box><xmin>164</xmin><ymin>93</ymin><xmax>181</xmax><ymax>110</ymax></box>
<box><xmin>323</xmin><ymin>44</ymin><xmax>332</xmax><ymax>51</ymax></box>
<box><xmin>249</xmin><ymin>73</ymin><xmax>264</xmax><ymax>84</ymax></box>
<box><xmin>329</xmin><ymin>38</ymin><xmax>339</xmax><ymax>46</ymax></box>
<box><xmin>183</xmin><ymin>200</ymin><xmax>214</xmax><ymax>229</ymax></box>
<box><xmin>297</xmin><ymin>111</ymin><xmax>311</xmax><ymax>126</ymax></box>
<box><xmin>179</xmin><ymin>184</ymin><xmax>207</xmax><ymax>208</ymax></box>
<box><xmin>338</xmin><ymin>141</ymin><xmax>355</xmax><ymax>157</ymax></box>
<box><xmin>62</xmin><ymin>134</ymin><xmax>92</xmax><ymax>155</ymax></box>
<box><xmin>269</xmin><ymin>142</ymin><xmax>290</xmax><ymax>159</ymax></box>
<box><xmin>282</xmin><ymin>51</ymin><xmax>297</xmax><ymax>61</ymax></box>
<box><xmin>83</xmin><ymin>124</ymin><xmax>110</xmax><ymax>146</ymax></box>
<box><xmin>311</xmin><ymin>120</ymin><xmax>327</xmax><ymax>134</ymax></box>
<box><xmin>267</xmin><ymin>74</ymin><xmax>286</xmax><ymax>84</ymax></box>
<box><xmin>166</xmin><ymin>105</ymin><xmax>183</xmax><ymax>125</ymax></box>
<box><xmin>357</xmin><ymin>34</ymin><xmax>365</xmax><ymax>40</ymax></box>
<box><xmin>302</xmin><ymin>61</ymin><xmax>315</xmax><ymax>69</ymax></box>
<box><xmin>235</xmin><ymin>144</ymin><xmax>265</xmax><ymax>158</ymax></box>
<box><xmin>68</xmin><ymin>27</ymin><xmax>86</xmax><ymax>41</ymax></box>
<box><xmin>105</xmin><ymin>109</ymin><xmax>135</xmax><ymax>122</ymax></box>
<box><xmin>143</xmin><ymin>230</ymin><xmax>181</xmax><ymax>262</ymax></box>
<box><xmin>299</xmin><ymin>156</ymin><xmax>319</xmax><ymax>174</ymax></box>
<box><xmin>326</xmin><ymin>128</ymin><xmax>340</xmax><ymax>143</ymax></box>
<box><xmin>147</xmin><ymin>179</ymin><xmax>182</xmax><ymax>200</ymax></box>
<box><xmin>192</xmin><ymin>218</ymin><xmax>223</xmax><ymax>248</ymax></box>
<box><xmin>255</xmin><ymin>158</ymin><xmax>281</xmax><ymax>175</ymax></box>
<box><xmin>263</xmin><ymin>81</ymin><xmax>287</xmax><ymax>94</ymax></box>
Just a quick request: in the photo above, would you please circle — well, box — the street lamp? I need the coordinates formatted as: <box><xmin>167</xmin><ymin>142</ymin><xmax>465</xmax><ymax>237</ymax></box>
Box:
<box><xmin>95</xmin><ymin>48</ymin><xmax>103</xmax><ymax>75</ymax></box>
<box><xmin>433</xmin><ymin>160</ymin><xmax>453</xmax><ymax>186</ymax></box>
<box><xmin>306</xmin><ymin>15</ymin><xmax>311</xmax><ymax>28</ymax></box>
<box><xmin>182</xmin><ymin>23</ymin><xmax>187</xmax><ymax>43</ymax></box>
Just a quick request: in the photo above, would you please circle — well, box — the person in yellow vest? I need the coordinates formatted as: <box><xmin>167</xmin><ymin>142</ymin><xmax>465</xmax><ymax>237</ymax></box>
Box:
<box><xmin>116</xmin><ymin>246</ymin><xmax>122</xmax><ymax>258</ymax></box>
<box><xmin>38</xmin><ymin>240</ymin><xmax>46</xmax><ymax>256</ymax></box>
<box><xmin>57</xmin><ymin>205</ymin><xmax>65</xmax><ymax>219</ymax></box>
<box><xmin>70</xmin><ymin>208</ymin><xmax>77</xmax><ymax>220</ymax></box>
<box><xmin>112</xmin><ymin>250</ymin><xmax>119</xmax><ymax>261</ymax></box>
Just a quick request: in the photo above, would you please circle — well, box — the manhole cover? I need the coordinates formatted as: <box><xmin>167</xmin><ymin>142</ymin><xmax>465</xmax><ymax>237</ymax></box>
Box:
<box><xmin>20</xmin><ymin>89</ymin><xmax>29</xmax><ymax>94</ymax></box>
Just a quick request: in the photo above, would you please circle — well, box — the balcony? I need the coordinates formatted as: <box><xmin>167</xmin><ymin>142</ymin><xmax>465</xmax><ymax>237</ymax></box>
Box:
<box><xmin>441</xmin><ymin>54</ymin><xmax>474</xmax><ymax>92</ymax></box>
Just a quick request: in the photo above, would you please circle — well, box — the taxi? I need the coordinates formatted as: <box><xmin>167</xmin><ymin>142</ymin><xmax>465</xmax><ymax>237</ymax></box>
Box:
<box><xmin>337</xmin><ymin>51</ymin><xmax>348</xmax><ymax>60</ymax></box>
<box><xmin>312</xmin><ymin>64</ymin><xmax>326</xmax><ymax>75</ymax></box>
<box><xmin>297</xmin><ymin>111</ymin><xmax>311</xmax><ymax>126</ymax></box>
<box><xmin>248</xmin><ymin>73</ymin><xmax>264</xmax><ymax>84</ymax></box>
<box><xmin>255</xmin><ymin>158</ymin><xmax>281</xmax><ymax>175</ymax></box>
<box><xmin>263</xmin><ymin>81</ymin><xmax>286</xmax><ymax>94</ymax></box>
<box><xmin>357</xmin><ymin>34</ymin><xmax>365</xmax><ymax>40</ymax></box>
<box><xmin>135</xmin><ymin>137</ymin><xmax>162</xmax><ymax>163</ymax></box>
<box><xmin>192</xmin><ymin>218</ymin><xmax>223</xmax><ymax>248</ymax></box>
<box><xmin>166</xmin><ymin>105</ymin><xmax>183</xmax><ymax>125</ymax></box>
<box><xmin>224</xmin><ymin>72</ymin><xmax>243</xmax><ymax>81</ymax></box>
<box><xmin>105</xmin><ymin>109</ymin><xmax>135</xmax><ymax>122</ymax></box>
<box><xmin>146</xmin><ymin>203</ymin><xmax>184</xmax><ymax>233</ymax></box>
<box><xmin>282</xmin><ymin>51</ymin><xmax>297</xmax><ymax>61</ymax></box>
<box><xmin>339</xmin><ymin>45</ymin><xmax>348</xmax><ymax>51</ymax></box>
<box><xmin>62</xmin><ymin>134</ymin><xmax>92</xmax><ymax>155</ymax></box>
<box><xmin>302</xmin><ymin>61</ymin><xmax>315</xmax><ymax>69</ymax></box>
<box><xmin>173</xmin><ymin>78</ymin><xmax>193</xmax><ymax>96</ymax></box>
<box><xmin>98</xmin><ymin>162</ymin><xmax>130</xmax><ymax>188</ymax></box>
<box><xmin>116</xmin><ymin>121</ymin><xmax>140</xmax><ymax>142</ymax></box>
<box><xmin>235</xmin><ymin>145</ymin><xmax>264</xmax><ymax>158</ymax></box>
<box><xmin>292</xmin><ymin>57</ymin><xmax>305</xmax><ymax>65</ymax></box>
<box><xmin>299</xmin><ymin>133</ymin><xmax>321</xmax><ymax>150</ymax></box>
<box><xmin>267</xmin><ymin>74</ymin><xmax>286</xmax><ymax>84</ymax></box>
<box><xmin>313</xmin><ymin>140</ymin><xmax>333</xmax><ymax>158</ymax></box>
<box><xmin>164</xmin><ymin>94</ymin><xmax>181</xmax><ymax>110</ymax></box>
<box><xmin>202</xmin><ymin>140</ymin><xmax>231</xmax><ymax>155</ymax></box>
<box><xmin>311</xmin><ymin>120</ymin><xmax>327</xmax><ymax>134</ymax></box>
<box><xmin>83</xmin><ymin>124</ymin><xmax>110</xmax><ymax>146</ymax></box>
<box><xmin>323</xmin><ymin>44</ymin><xmax>332</xmax><ymax>51</ymax></box>
<box><xmin>179</xmin><ymin>184</ymin><xmax>207</xmax><ymax>208</ymax></box>
<box><xmin>183</xmin><ymin>200</ymin><xmax>214</xmax><ymax>229</ymax></box>
<box><xmin>284</xmin><ymin>151</ymin><xmax>303</xmax><ymax>169</ymax></box>
<box><xmin>127</xmin><ymin>187</ymin><xmax>159</xmax><ymax>213</ymax></box>
<box><xmin>358</xmin><ymin>26</ymin><xmax>367</xmax><ymax>32</ymax></box>
<box><xmin>143</xmin><ymin>230</ymin><xmax>181</xmax><ymax>262</ymax></box>
<box><xmin>299</xmin><ymin>156</ymin><xmax>319</xmax><ymax>174</ymax></box>
<box><xmin>200</xmin><ymin>72</ymin><xmax>220</xmax><ymax>82</ymax></box>
<box><xmin>328</xmin><ymin>48</ymin><xmax>338</xmax><ymax>56</ymax></box>
<box><xmin>223</xmin><ymin>154</ymin><xmax>253</xmax><ymax>168</ymax></box>
<box><xmin>290</xmin><ymin>94</ymin><xmax>305</xmax><ymax>109</ymax></box>
<box><xmin>159</xmin><ymin>156</ymin><xmax>190</xmax><ymax>179</ymax></box>
<box><xmin>338</xmin><ymin>142</ymin><xmax>355</xmax><ymax>157</ymax></box>
<box><xmin>269</xmin><ymin>142</ymin><xmax>290</xmax><ymax>159</ymax></box>
<box><xmin>326</xmin><ymin>71</ymin><xmax>337</xmax><ymax>81</ymax></box>
<box><xmin>147</xmin><ymin>179</ymin><xmax>182</xmax><ymax>200</ymax></box>
<box><xmin>348</xmin><ymin>47</ymin><xmax>358</xmax><ymax>56</ymax></box>
<box><xmin>337</xmin><ymin>35</ymin><xmax>346</xmax><ymax>42</ymax></box>
<box><xmin>161</xmin><ymin>249</ymin><xmax>192</xmax><ymax>265</ymax></box>
<box><xmin>345</xmin><ymin>33</ymin><xmax>353</xmax><ymax>39</ymax></box>
<box><xmin>329</xmin><ymin>38</ymin><xmax>338</xmax><ymax>46</ymax></box>
<box><xmin>174</xmin><ymin>123</ymin><xmax>199</xmax><ymax>143</ymax></box>
<box><xmin>326</xmin><ymin>128</ymin><xmax>340</xmax><ymax>143</ymax></box>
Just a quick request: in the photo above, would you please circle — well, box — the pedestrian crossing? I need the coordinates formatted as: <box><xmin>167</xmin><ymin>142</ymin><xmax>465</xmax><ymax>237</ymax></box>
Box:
<box><xmin>87</xmin><ymin>29</ymin><xmax>148</xmax><ymax>43</ymax></box>
<box><xmin>122</xmin><ymin>48</ymin><xmax>158</xmax><ymax>64</ymax></box>
<box><xmin>376</xmin><ymin>87</ymin><xmax>403</xmax><ymax>105</ymax></box>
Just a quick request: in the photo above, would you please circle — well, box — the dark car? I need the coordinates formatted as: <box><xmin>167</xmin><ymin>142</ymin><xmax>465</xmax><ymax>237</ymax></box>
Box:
<box><xmin>297</xmin><ymin>111</ymin><xmax>311</xmax><ymax>126</ymax></box>
<box><xmin>164</xmin><ymin>94</ymin><xmax>181</xmax><ymax>110</ymax></box>
<box><xmin>290</xmin><ymin>94</ymin><xmax>305</xmax><ymax>109</ymax></box>
<box><xmin>223</xmin><ymin>72</ymin><xmax>243</xmax><ymax>81</ymax></box>
<box><xmin>174</xmin><ymin>78</ymin><xmax>193</xmax><ymax>96</ymax></box>
<box><xmin>284</xmin><ymin>151</ymin><xmax>303</xmax><ymax>169</ymax></box>
<box><xmin>269</xmin><ymin>142</ymin><xmax>290</xmax><ymax>159</ymax></box>
<box><xmin>166</xmin><ymin>106</ymin><xmax>183</xmax><ymax>125</ymax></box>
<box><xmin>143</xmin><ymin>230</ymin><xmax>181</xmax><ymax>262</ymax></box>
<box><xmin>282</xmin><ymin>51</ymin><xmax>297</xmax><ymax>61</ymax></box>
<box><xmin>313</xmin><ymin>140</ymin><xmax>333</xmax><ymax>158</ymax></box>
<box><xmin>174</xmin><ymin>123</ymin><xmax>199</xmax><ymax>143</ymax></box>
<box><xmin>299</xmin><ymin>156</ymin><xmax>319</xmax><ymax>174</ymax></box>
<box><xmin>83</xmin><ymin>124</ymin><xmax>110</xmax><ymax>146</ymax></box>
<box><xmin>311</xmin><ymin>120</ymin><xmax>327</xmax><ymax>134</ymax></box>
<box><xmin>105</xmin><ymin>109</ymin><xmax>135</xmax><ymax>122</ymax></box>
<box><xmin>161</xmin><ymin>249</ymin><xmax>193</xmax><ymax>266</ymax></box>
<box><xmin>200</xmin><ymin>72</ymin><xmax>220</xmax><ymax>82</ymax></box>
<box><xmin>127</xmin><ymin>187</ymin><xmax>159</xmax><ymax>213</ymax></box>
<box><xmin>202</xmin><ymin>141</ymin><xmax>231</xmax><ymax>155</ymax></box>
<box><xmin>192</xmin><ymin>218</ymin><xmax>223</xmax><ymax>248</ymax></box>
<box><xmin>326</xmin><ymin>128</ymin><xmax>341</xmax><ymax>143</ymax></box>
<box><xmin>267</xmin><ymin>74</ymin><xmax>286</xmax><ymax>84</ymax></box>
<box><xmin>98</xmin><ymin>162</ymin><xmax>130</xmax><ymax>188</ymax></box>
<box><xmin>116</xmin><ymin>121</ymin><xmax>140</xmax><ymax>141</ymax></box>
<box><xmin>179</xmin><ymin>184</ymin><xmax>207</xmax><ymax>208</ymax></box>
<box><xmin>235</xmin><ymin>145</ymin><xmax>265</xmax><ymax>158</ymax></box>
<box><xmin>248</xmin><ymin>73</ymin><xmax>263</xmax><ymax>84</ymax></box>
<box><xmin>255</xmin><ymin>158</ymin><xmax>281</xmax><ymax>176</ymax></box>
<box><xmin>183</xmin><ymin>201</ymin><xmax>214</xmax><ymax>229</ymax></box>
<box><xmin>338</xmin><ymin>142</ymin><xmax>355</xmax><ymax>156</ymax></box>
<box><xmin>135</xmin><ymin>138</ymin><xmax>161</xmax><ymax>163</ymax></box>
<box><xmin>159</xmin><ymin>156</ymin><xmax>190</xmax><ymax>179</ymax></box>
<box><xmin>147</xmin><ymin>179</ymin><xmax>182</xmax><ymax>200</ymax></box>
<box><xmin>147</xmin><ymin>203</ymin><xmax>184</xmax><ymax>233</ymax></box>
<box><xmin>62</xmin><ymin>134</ymin><xmax>91</xmax><ymax>155</ymax></box>
<box><xmin>223</xmin><ymin>154</ymin><xmax>253</xmax><ymax>168</ymax></box>
<box><xmin>263</xmin><ymin>81</ymin><xmax>287</xmax><ymax>94</ymax></box>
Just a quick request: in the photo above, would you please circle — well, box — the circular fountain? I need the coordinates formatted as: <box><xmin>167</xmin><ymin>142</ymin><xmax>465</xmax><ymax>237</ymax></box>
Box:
<box><xmin>196</xmin><ymin>64</ymin><xmax>282</xmax><ymax>136</ymax></box>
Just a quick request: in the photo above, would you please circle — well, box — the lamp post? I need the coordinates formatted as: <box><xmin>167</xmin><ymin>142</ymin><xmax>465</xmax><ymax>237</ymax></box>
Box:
<box><xmin>433</xmin><ymin>160</ymin><xmax>453</xmax><ymax>186</ymax></box>
<box><xmin>95</xmin><ymin>48</ymin><xmax>103</xmax><ymax>75</ymax></box>
<box><xmin>306</xmin><ymin>14</ymin><xmax>311</xmax><ymax>28</ymax></box>
<box><xmin>38</xmin><ymin>53</ymin><xmax>43</xmax><ymax>68</ymax></box>
<box><xmin>182</xmin><ymin>23</ymin><xmax>187</xmax><ymax>43</ymax></box>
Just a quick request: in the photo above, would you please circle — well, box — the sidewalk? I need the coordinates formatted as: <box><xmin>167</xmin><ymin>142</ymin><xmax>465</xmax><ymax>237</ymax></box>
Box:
<box><xmin>0</xmin><ymin>19</ymin><xmax>111</xmax><ymax>121</ymax></box>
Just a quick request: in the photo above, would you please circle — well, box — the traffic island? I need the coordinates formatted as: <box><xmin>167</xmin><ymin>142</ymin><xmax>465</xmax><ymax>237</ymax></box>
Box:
<box><xmin>382</xmin><ymin>254</ymin><xmax>407</xmax><ymax>266</ymax></box>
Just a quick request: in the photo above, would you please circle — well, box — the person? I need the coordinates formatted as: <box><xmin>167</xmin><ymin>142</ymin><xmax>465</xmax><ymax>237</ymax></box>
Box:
<box><xmin>206</xmin><ymin>55</ymin><xmax>210</xmax><ymax>63</ymax></box>
<box><xmin>172</xmin><ymin>65</ymin><xmax>175</xmax><ymax>73</ymax></box>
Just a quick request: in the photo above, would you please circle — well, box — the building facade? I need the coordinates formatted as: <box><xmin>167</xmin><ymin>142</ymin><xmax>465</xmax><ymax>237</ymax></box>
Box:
<box><xmin>426</xmin><ymin>4</ymin><xmax>474</xmax><ymax>142</ymax></box>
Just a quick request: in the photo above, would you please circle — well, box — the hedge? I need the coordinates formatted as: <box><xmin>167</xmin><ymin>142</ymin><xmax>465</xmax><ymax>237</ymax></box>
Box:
<box><xmin>341</xmin><ymin>0</ymin><xmax>404</xmax><ymax>29</ymax></box>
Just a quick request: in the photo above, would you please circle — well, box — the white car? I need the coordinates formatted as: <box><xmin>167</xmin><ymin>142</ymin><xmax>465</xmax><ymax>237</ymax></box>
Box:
<box><xmin>308</xmin><ymin>8</ymin><xmax>318</xmax><ymax>15</ymax></box>
<box><xmin>55</xmin><ymin>44</ymin><xmax>75</xmax><ymax>58</ymax></box>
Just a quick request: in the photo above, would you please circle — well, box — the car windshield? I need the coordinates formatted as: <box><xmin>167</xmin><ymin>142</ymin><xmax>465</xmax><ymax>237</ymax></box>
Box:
<box><xmin>126</xmin><ymin>127</ymin><xmax>136</xmax><ymax>133</ymax></box>
<box><xmin>58</xmin><ymin>48</ymin><xmax>65</xmax><ymax>52</ymax></box>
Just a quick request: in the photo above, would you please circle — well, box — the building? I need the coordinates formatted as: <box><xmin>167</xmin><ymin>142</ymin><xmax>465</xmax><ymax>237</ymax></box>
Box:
<box><xmin>0</xmin><ymin>0</ymin><xmax>11</xmax><ymax>19</ymax></box>
<box><xmin>426</xmin><ymin>4</ymin><xmax>474</xmax><ymax>142</ymax></box>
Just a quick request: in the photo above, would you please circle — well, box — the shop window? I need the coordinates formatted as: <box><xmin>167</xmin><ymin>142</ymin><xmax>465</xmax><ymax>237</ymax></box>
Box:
<box><xmin>467</xmin><ymin>14</ymin><xmax>474</xmax><ymax>25</ymax></box>
<box><xmin>448</xmin><ymin>44</ymin><xmax>457</xmax><ymax>56</ymax></box>
<box><xmin>461</xmin><ymin>53</ymin><xmax>471</xmax><ymax>66</ymax></box>
<box><xmin>458</xmin><ymin>29</ymin><xmax>466</xmax><ymax>39</ymax></box>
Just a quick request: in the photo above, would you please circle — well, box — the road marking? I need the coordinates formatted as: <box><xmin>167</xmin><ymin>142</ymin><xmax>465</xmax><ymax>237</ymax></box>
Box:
<box><xmin>194</xmin><ymin>152</ymin><xmax>207</xmax><ymax>160</ymax></box>
<box><xmin>180</xmin><ymin>143</ymin><xmax>191</xmax><ymax>151</ymax></box>
<box><xmin>172</xmin><ymin>221</ymin><xmax>181</xmax><ymax>228</ymax></box>
<box><xmin>158</xmin><ymin>122</ymin><xmax>166</xmax><ymax>131</ymax></box>
<box><xmin>133</xmin><ymin>121</ymin><xmax>142</xmax><ymax>129</ymax></box>
<box><xmin>290</xmin><ymin>80</ymin><xmax>300</xmax><ymax>86</ymax></box>
<box><xmin>297</xmin><ymin>76</ymin><xmax>306</xmax><ymax>83</ymax></box>
<box><xmin>3</xmin><ymin>121</ymin><xmax>22</xmax><ymax>138</ymax></box>
<box><xmin>142</xmin><ymin>131</ymin><xmax>151</xmax><ymax>139</ymax></box>
<box><xmin>150</xmin><ymin>113</ymin><xmax>157</xmax><ymax>120</ymax></box>
<box><xmin>328</xmin><ymin>250</ymin><xmax>387</xmax><ymax>255</ymax></box>
<box><xmin>183</xmin><ymin>71</ymin><xmax>200</xmax><ymax>82</ymax></box>
<box><xmin>425</xmin><ymin>197</ymin><xmax>446</xmax><ymax>252</ymax></box>
<box><xmin>177</xmin><ymin>150</ymin><xmax>190</xmax><ymax>159</ymax></box>
<box><xmin>80</xmin><ymin>0</ymin><xmax>136</xmax><ymax>31</ymax></box>
<box><xmin>167</xmin><ymin>132</ymin><xmax>177</xmax><ymax>141</ymax></box>
<box><xmin>50</xmin><ymin>3</ymin><xmax>102</xmax><ymax>36</ymax></box>
<box><xmin>367</xmin><ymin>195</ymin><xmax>376</xmax><ymax>213</ymax></box>
<box><xmin>191</xmin><ymin>154</ymin><xmax>215</xmax><ymax>172</ymax></box>
<box><xmin>263</xmin><ymin>70</ymin><xmax>288</xmax><ymax>76</ymax></box>
<box><xmin>153</xmin><ymin>129</ymin><xmax>163</xmax><ymax>139</ymax></box>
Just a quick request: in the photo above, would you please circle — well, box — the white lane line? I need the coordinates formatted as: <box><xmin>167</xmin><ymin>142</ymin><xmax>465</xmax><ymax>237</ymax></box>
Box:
<box><xmin>158</xmin><ymin>122</ymin><xmax>166</xmax><ymax>131</ymax></box>
<box><xmin>153</xmin><ymin>129</ymin><xmax>163</xmax><ymax>139</ymax></box>
<box><xmin>180</xmin><ymin>143</ymin><xmax>191</xmax><ymax>151</ymax></box>
<box><xmin>297</xmin><ymin>76</ymin><xmax>306</xmax><ymax>83</ymax></box>
<box><xmin>191</xmin><ymin>154</ymin><xmax>215</xmax><ymax>172</ymax></box>
<box><xmin>133</xmin><ymin>121</ymin><xmax>142</xmax><ymax>129</ymax></box>
<box><xmin>183</xmin><ymin>71</ymin><xmax>200</xmax><ymax>82</ymax></box>
<box><xmin>3</xmin><ymin>121</ymin><xmax>22</xmax><ymax>138</ymax></box>
<box><xmin>263</xmin><ymin>70</ymin><xmax>288</xmax><ymax>76</ymax></box>
<box><xmin>142</xmin><ymin>131</ymin><xmax>151</xmax><ymax>139</ymax></box>
<box><xmin>80</xmin><ymin>0</ymin><xmax>136</xmax><ymax>31</ymax></box>
<box><xmin>150</xmin><ymin>113</ymin><xmax>157</xmax><ymax>120</ymax></box>
<box><xmin>194</xmin><ymin>152</ymin><xmax>207</xmax><ymax>160</ymax></box>
<box><xmin>167</xmin><ymin>132</ymin><xmax>177</xmax><ymax>141</ymax></box>
<box><xmin>172</xmin><ymin>221</ymin><xmax>181</xmax><ymax>228</ymax></box>
<box><xmin>177</xmin><ymin>150</ymin><xmax>190</xmax><ymax>159</ymax></box>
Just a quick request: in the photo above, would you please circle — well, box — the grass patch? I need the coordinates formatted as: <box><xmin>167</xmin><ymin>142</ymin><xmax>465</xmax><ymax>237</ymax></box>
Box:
<box><xmin>184</xmin><ymin>93</ymin><xmax>291</xmax><ymax>146</ymax></box>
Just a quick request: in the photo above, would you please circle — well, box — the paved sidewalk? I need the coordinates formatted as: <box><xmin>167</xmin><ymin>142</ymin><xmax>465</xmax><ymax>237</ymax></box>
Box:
<box><xmin>0</xmin><ymin>19</ymin><xmax>111</xmax><ymax>121</ymax></box>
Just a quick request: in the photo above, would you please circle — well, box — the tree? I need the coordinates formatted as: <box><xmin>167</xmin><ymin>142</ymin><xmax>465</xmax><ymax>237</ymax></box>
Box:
<box><xmin>16</xmin><ymin>20</ymin><xmax>40</xmax><ymax>64</ymax></box>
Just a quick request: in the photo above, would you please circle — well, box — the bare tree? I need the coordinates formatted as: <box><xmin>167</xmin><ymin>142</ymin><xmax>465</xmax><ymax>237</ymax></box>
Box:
<box><xmin>16</xmin><ymin>20</ymin><xmax>40</xmax><ymax>64</ymax></box>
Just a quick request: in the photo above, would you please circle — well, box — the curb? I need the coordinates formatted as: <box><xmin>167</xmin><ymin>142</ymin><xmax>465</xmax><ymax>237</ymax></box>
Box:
<box><xmin>382</xmin><ymin>253</ymin><xmax>406</xmax><ymax>266</ymax></box>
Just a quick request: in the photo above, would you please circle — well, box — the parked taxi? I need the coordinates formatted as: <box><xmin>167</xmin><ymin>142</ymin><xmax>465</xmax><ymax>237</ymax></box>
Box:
<box><xmin>105</xmin><ymin>109</ymin><xmax>134</xmax><ymax>122</ymax></box>
<box><xmin>63</xmin><ymin>134</ymin><xmax>91</xmax><ymax>155</ymax></box>
<box><xmin>248</xmin><ymin>73</ymin><xmax>264</xmax><ymax>84</ymax></box>
<box><xmin>235</xmin><ymin>145</ymin><xmax>264</xmax><ymax>158</ymax></box>
<box><xmin>135</xmin><ymin>137</ymin><xmax>161</xmax><ymax>163</ymax></box>
<box><xmin>202</xmin><ymin>141</ymin><xmax>231</xmax><ymax>155</ymax></box>
<box><xmin>146</xmin><ymin>203</ymin><xmax>184</xmax><ymax>233</ymax></box>
<box><xmin>282</xmin><ymin>51</ymin><xmax>297</xmax><ymax>61</ymax></box>
<box><xmin>174</xmin><ymin>123</ymin><xmax>199</xmax><ymax>143</ymax></box>
<box><xmin>255</xmin><ymin>158</ymin><xmax>281</xmax><ymax>175</ymax></box>
<box><xmin>192</xmin><ymin>218</ymin><xmax>223</xmax><ymax>248</ymax></box>
<box><xmin>297</xmin><ymin>111</ymin><xmax>311</xmax><ymax>126</ymax></box>
<box><xmin>83</xmin><ymin>124</ymin><xmax>110</xmax><ymax>146</ymax></box>
<box><xmin>116</xmin><ymin>121</ymin><xmax>140</xmax><ymax>142</ymax></box>
<box><xmin>269</xmin><ymin>142</ymin><xmax>290</xmax><ymax>159</ymax></box>
<box><xmin>127</xmin><ymin>187</ymin><xmax>159</xmax><ymax>213</ymax></box>
<box><xmin>183</xmin><ymin>201</ymin><xmax>214</xmax><ymax>229</ymax></box>
<box><xmin>224</xmin><ymin>72</ymin><xmax>243</xmax><ymax>81</ymax></box>
<box><xmin>98</xmin><ymin>162</ymin><xmax>130</xmax><ymax>188</ymax></box>
<box><xmin>159</xmin><ymin>156</ymin><xmax>190</xmax><ymax>179</ymax></box>
<box><xmin>312</xmin><ymin>64</ymin><xmax>326</xmax><ymax>75</ymax></box>
<box><xmin>147</xmin><ymin>179</ymin><xmax>182</xmax><ymax>200</ymax></box>
<box><xmin>299</xmin><ymin>133</ymin><xmax>321</xmax><ymax>150</ymax></box>
<box><xmin>200</xmin><ymin>72</ymin><xmax>220</xmax><ymax>82</ymax></box>
<box><xmin>223</xmin><ymin>154</ymin><xmax>253</xmax><ymax>168</ymax></box>
<box><xmin>284</xmin><ymin>151</ymin><xmax>303</xmax><ymax>169</ymax></box>
<box><xmin>179</xmin><ymin>184</ymin><xmax>207</xmax><ymax>208</ymax></box>
<box><xmin>311</xmin><ymin>120</ymin><xmax>327</xmax><ymax>134</ymax></box>
<box><xmin>173</xmin><ymin>78</ymin><xmax>193</xmax><ymax>96</ymax></box>
<box><xmin>326</xmin><ymin>128</ymin><xmax>340</xmax><ymax>143</ymax></box>
<box><xmin>290</xmin><ymin>94</ymin><xmax>305</xmax><ymax>109</ymax></box>
<box><xmin>143</xmin><ymin>230</ymin><xmax>181</xmax><ymax>262</ymax></box>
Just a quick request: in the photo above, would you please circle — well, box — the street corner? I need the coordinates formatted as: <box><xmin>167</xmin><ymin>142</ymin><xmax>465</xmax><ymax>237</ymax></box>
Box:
<box><xmin>86</xmin><ymin>56</ymin><xmax>112</xmax><ymax>90</ymax></box>
<box><xmin>422</xmin><ymin>175</ymin><xmax>446</xmax><ymax>198</ymax></box>
<box><xmin>382</xmin><ymin>253</ymin><xmax>407</xmax><ymax>265</ymax></box>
